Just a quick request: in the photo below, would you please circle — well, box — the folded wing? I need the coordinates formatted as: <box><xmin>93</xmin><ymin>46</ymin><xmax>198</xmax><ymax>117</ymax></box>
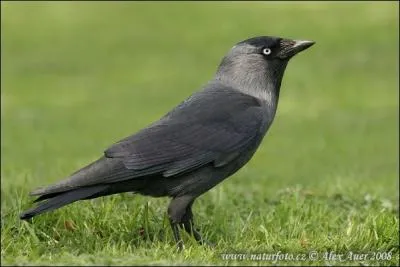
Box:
<box><xmin>105</xmin><ymin>86</ymin><xmax>265</xmax><ymax>180</ymax></box>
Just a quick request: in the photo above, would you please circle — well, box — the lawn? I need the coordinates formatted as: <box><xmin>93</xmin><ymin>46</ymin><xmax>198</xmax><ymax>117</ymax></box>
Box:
<box><xmin>1</xmin><ymin>1</ymin><xmax>399</xmax><ymax>266</ymax></box>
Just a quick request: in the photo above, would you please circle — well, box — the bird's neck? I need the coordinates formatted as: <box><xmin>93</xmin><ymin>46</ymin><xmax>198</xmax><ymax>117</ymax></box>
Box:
<box><xmin>214</xmin><ymin>60</ymin><xmax>288</xmax><ymax>108</ymax></box>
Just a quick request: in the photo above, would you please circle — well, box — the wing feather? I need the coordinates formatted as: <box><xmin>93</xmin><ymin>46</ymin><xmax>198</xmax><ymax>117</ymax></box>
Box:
<box><xmin>105</xmin><ymin>85</ymin><xmax>266</xmax><ymax>179</ymax></box>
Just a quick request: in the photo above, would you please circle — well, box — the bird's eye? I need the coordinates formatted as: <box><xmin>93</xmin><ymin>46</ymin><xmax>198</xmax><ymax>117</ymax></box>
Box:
<box><xmin>262</xmin><ymin>48</ymin><xmax>272</xmax><ymax>55</ymax></box>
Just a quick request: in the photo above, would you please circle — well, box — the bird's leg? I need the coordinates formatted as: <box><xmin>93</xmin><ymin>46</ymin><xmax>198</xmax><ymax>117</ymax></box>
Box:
<box><xmin>181</xmin><ymin>203</ymin><xmax>202</xmax><ymax>242</ymax></box>
<box><xmin>167</xmin><ymin>196</ymin><xmax>194</xmax><ymax>251</ymax></box>
<box><xmin>169</xmin><ymin>219</ymin><xmax>184</xmax><ymax>251</ymax></box>
<box><xmin>182</xmin><ymin>202</ymin><xmax>214</xmax><ymax>247</ymax></box>
<box><xmin>183</xmin><ymin>219</ymin><xmax>207</xmax><ymax>245</ymax></box>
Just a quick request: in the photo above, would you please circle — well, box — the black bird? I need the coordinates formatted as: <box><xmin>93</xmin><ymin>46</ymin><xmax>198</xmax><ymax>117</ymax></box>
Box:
<box><xmin>20</xmin><ymin>36</ymin><xmax>314</xmax><ymax>250</ymax></box>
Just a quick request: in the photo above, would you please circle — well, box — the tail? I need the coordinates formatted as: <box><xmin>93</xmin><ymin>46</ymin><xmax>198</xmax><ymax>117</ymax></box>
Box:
<box><xmin>20</xmin><ymin>185</ymin><xmax>108</xmax><ymax>220</ymax></box>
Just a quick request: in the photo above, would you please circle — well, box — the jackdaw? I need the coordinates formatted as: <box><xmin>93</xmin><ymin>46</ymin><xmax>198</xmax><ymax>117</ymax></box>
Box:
<box><xmin>20</xmin><ymin>36</ymin><xmax>314</xmax><ymax>249</ymax></box>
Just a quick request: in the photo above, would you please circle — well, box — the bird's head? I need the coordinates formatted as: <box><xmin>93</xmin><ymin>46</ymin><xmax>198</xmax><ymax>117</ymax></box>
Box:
<box><xmin>215</xmin><ymin>36</ymin><xmax>315</xmax><ymax>101</ymax></box>
<box><xmin>232</xmin><ymin>36</ymin><xmax>315</xmax><ymax>61</ymax></box>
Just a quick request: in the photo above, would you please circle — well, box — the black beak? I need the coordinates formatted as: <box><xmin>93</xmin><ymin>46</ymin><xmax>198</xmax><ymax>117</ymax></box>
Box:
<box><xmin>278</xmin><ymin>39</ymin><xmax>315</xmax><ymax>59</ymax></box>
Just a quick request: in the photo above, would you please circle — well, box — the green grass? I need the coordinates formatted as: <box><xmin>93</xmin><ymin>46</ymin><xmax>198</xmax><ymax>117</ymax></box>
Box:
<box><xmin>1</xmin><ymin>1</ymin><xmax>399</xmax><ymax>266</ymax></box>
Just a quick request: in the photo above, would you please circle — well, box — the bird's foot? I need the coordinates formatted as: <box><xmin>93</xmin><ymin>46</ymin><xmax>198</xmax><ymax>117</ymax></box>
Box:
<box><xmin>198</xmin><ymin>238</ymin><xmax>215</xmax><ymax>248</ymax></box>
<box><xmin>176</xmin><ymin>239</ymin><xmax>185</xmax><ymax>252</ymax></box>
<box><xmin>184</xmin><ymin>224</ymin><xmax>215</xmax><ymax>248</ymax></box>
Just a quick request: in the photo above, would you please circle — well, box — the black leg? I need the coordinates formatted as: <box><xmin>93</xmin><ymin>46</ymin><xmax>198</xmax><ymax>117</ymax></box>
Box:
<box><xmin>182</xmin><ymin>202</ymin><xmax>214</xmax><ymax>247</ymax></box>
<box><xmin>182</xmin><ymin>220</ymin><xmax>203</xmax><ymax>243</ymax></box>
<box><xmin>168</xmin><ymin>196</ymin><xmax>214</xmax><ymax>250</ymax></box>
<box><xmin>167</xmin><ymin>196</ymin><xmax>194</xmax><ymax>251</ymax></box>
<box><xmin>170</xmin><ymin>220</ymin><xmax>184</xmax><ymax>251</ymax></box>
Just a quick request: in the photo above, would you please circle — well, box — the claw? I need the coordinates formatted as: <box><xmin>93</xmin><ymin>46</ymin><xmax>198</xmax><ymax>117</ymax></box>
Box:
<box><xmin>200</xmin><ymin>238</ymin><xmax>215</xmax><ymax>248</ymax></box>
<box><xmin>183</xmin><ymin>220</ymin><xmax>214</xmax><ymax>248</ymax></box>
<box><xmin>176</xmin><ymin>239</ymin><xmax>185</xmax><ymax>252</ymax></box>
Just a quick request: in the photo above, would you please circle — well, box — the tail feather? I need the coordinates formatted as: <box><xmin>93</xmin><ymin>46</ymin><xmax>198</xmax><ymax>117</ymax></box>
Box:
<box><xmin>33</xmin><ymin>192</ymin><xmax>63</xmax><ymax>203</ymax></box>
<box><xmin>20</xmin><ymin>185</ymin><xmax>108</xmax><ymax>220</ymax></box>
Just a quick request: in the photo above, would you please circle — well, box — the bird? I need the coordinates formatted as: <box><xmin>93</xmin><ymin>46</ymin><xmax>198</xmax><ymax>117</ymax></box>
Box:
<box><xmin>20</xmin><ymin>36</ymin><xmax>314</xmax><ymax>250</ymax></box>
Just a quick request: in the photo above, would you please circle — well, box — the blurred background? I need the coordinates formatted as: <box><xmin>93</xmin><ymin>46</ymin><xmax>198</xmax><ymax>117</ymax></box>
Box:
<box><xmin>1</xmin><ymin>2</ymin><xmax>398</xmax><ymax>207</ymax></box>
